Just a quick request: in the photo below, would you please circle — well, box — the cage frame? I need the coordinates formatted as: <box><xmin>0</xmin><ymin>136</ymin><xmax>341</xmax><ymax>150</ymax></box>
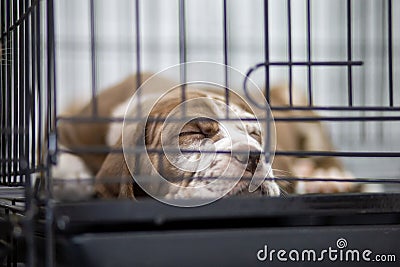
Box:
<box><xmin>1</xmin><ymin>0</ymin><xmax>400</xmax><ymax>266</ymax></box>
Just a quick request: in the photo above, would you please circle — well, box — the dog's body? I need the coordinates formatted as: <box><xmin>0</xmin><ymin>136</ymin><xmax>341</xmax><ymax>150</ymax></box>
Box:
<box><xmin>54</xmin><ymin>73</ymin><xmax>358</xmax><ymax>200</ymax></box>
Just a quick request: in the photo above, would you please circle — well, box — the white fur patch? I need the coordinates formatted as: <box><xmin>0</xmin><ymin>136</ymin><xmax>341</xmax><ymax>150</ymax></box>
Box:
<box><xmin>52</xmin><ymin>145</ymin><xmax>93</xmax><ymax>200</ymax></box>
<box><xmin>106</xmin><ymin>98</ymin><xmax>131</xmax><ymax>146</ymax></box>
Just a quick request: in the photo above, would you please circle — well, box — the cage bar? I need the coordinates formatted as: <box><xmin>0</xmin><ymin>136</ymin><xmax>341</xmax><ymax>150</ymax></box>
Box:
<box><xmin>387</xmin><ymin>0</ymin><xmax>393</xmax><ymax>107</ymax></box>
<box><xmin>89</xmin><ymin>0</ymin><xmax>98</xmax><ymax>117</ymax></box>
<box><xmin>346</xmin><ymin>0</ymin><xmax>353</xmax><ymax>106</ymax></box>
<box><xmin>306</xmin><ymin>0</ymin><xmax>312</xmax><ymax>106</ymax></box>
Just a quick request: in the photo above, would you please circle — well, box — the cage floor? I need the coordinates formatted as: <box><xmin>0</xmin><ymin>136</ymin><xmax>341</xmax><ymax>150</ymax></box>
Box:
<box><xmin>0</xmin><ymin>187</ymin><xmax>25</xmax><ymax>199</ymax></box>
<box><xmin>36</xmin><ymin>194</ymin><xmax>400</xmax><ymax>267</ymax></box>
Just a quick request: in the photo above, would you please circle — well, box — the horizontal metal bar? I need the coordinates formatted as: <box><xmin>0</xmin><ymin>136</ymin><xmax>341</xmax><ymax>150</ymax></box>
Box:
<box><xmin>0</xmin><ymin>166</ymin><xmax>46</xmax><ymax>178</ymax></box>
<box><xmin>274</xmin><ymin>116</ymin><xmax>400</xmax><ymax>122</ymax></box>
<box><xmin>91</xmin><ymin>175</ymin><xmax>400</xmax><ymax>184</ymax></box>
<box><xmin>57</xmin><ymin>115</ymin><xmax>400</xmax><ymax>124</ymax></box>
<box><xmin>253</xmin><ymin>61</ymin><xmax>363</xmax><ymax>67</ymax></box>
<box><xmin>59</xmin><ymin>147</ymin><xmax>255</xmax><ymax>155</ymax></box>
<box><xmin>0</xmin><ymin>182</ymin><xmax>26</xmax><ymax>187</ymax></box>
<box><xmin>88</xmin><ymin>174</ymin><xmax>400</xmax><ymax>185</ymax></box>
<box><xmin>59</xmin><ymin>147</ymin><xmax>400</xmax><ymax>158</ymax></box>
<box><xmin>0</xmin><ymin>197</ymin><xmax>26</xmax><ymax>202</ymax></box>
<box><xmin>0</xmin><ymin>128</ymin><xmax>28</xmax><ymax>134</ymax></box>
<box><xmin>0</xmin><ymin>158</ymin><xmax>21</xmax><ymax>163</ymax></box>
<box><xmin>271</xmin><ymin>106</ymin><xmax>400</xmax><ymax>111</ymax></box>
<box><xmin>0</xmin><ymin>187</ymin><xmax>25</xmax><ymax>195</ymax></box>
<box><xmin>0</xmin><ymin>200</ymin><xmax>25</xmax><ymax>213</ymax></box>
<box><xmin>56</xmin><ymin>116</ymin><xmax>261</xmax><ymax>123</ymax></box>
<box><xmin>51</xmin><ymin>195</ymin><xmax>400</xmax><ymax>230</ymax></box>
<box><xmin>275</xmin><ymin>151</ymin><xmax>400</xmax><ymax>157</ymax></box>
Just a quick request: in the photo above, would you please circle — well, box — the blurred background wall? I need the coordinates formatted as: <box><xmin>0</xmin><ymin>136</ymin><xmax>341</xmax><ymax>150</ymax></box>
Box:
<box><xmin>53</xmin><ymin>0</ymin><xmax>400</xmax><ymax>187</ymax></box>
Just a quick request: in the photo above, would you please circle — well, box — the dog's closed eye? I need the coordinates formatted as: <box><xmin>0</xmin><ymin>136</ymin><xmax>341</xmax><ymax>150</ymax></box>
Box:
<box><xmin>179</xmin><ymin>118</ymin><xmax>220</xmax><ymax>139</ymax></box>
<box><xmin>179</xmin><ymin>131</ymin><xmax>206</xmax><ymax>139</ymax></box>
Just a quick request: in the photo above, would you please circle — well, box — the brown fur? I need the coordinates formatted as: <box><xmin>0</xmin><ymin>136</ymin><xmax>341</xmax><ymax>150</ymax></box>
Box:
<box><xmin>58</xmin><ymin>74</ymin><xmax>350</xmax><ymax>198</ymax></box>
<box><xmin>58</xmin><ymin>73</ymin><xmax>154</xmax><ymax>174</ymax></box>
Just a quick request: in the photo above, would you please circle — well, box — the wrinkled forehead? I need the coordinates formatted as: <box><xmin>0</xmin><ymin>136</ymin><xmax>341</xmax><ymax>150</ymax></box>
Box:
<box><xmin>150</xmin><ymin>87</ymin><xmax>256</xmax><ymax>119</ymax></box>
<box><xmin>150</xmin><ymin>87</ymin><xmax>261</xmax><ymax>135</ymax></box>
<box><xmin>201</xmin><ymin>89</ymin><xmax>260</xmax><ymax>131</ymax></box>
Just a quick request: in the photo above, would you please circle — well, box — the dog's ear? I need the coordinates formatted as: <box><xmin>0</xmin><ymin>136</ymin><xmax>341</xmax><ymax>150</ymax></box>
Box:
<box><xmin>94</xmin><ymin>138</ymin><xmax>134</xmax><ymax>199</ymax></box>
<box><xmin>95</xmin><ymin>122</ymin><xmax>149</xmax><ymax>199</ymax></box>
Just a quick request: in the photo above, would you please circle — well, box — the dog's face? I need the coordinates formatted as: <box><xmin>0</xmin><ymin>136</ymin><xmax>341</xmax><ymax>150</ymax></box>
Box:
<box><xmin>100</xmin><ymin>87</ymin><xmax>280</xmax><ymax>200</ymax></box>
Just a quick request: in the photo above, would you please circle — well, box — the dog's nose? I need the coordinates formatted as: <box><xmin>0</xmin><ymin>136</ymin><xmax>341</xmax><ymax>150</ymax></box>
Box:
<box><xmin>246</xmin><ymin>152</ymin><xmax>260</xmax><ymax>174</ymax></box>
<box><xmin>234</xmin><ymin>151</ymin><xmax>261</xmax><ymax>174</ymax></box>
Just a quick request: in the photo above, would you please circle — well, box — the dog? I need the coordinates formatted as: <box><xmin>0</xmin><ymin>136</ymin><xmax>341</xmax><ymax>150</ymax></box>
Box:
<box><xmin>53</xmin><ymin>73</ymin><xmax>360</xmax><ymax>200</ymax></box>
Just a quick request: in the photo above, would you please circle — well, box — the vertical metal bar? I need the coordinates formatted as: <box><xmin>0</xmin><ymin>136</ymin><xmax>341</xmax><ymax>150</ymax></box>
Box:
<box><xmin>223</xmin><ymin>0</ymin><xmax>229</xmax><ymax>118</ymax></box>
<box><xmin>45</xmin><ymin>201</ymin><xmax>54</xmax><ymax>267</ymax></box>
<box><xmin>263</xmin><ymin>0</ymin><xmax>270</xmax><ymax>103</ymax></box>
<box><xmin>359</xmin><ymin>0</ymin><xmax>367</xmax><ymax>142</ymax></box>
<box><xmin>6</xmin><ymin>0</ymin><xmax>11</xmax><ymax>185</ymax></box>
<box><xmin>33</xmin><ymin>12</ymin><xmax>42</xmax><ymax>267</ymax></box>
<box><xmin>12</xmin><ymin>0</ymin><xmax>19</xmax><ymax>184</ymax></box>
<box><xmin>46</xmin><ymin>0</ymin><xmax>56</xmax><ymax>265</ymax></box>
<box><xmin>5</xmin><ymin>208</ymin><xmax>10</xmax><ymax>267</ymax></box>
<box><xmin>0</xmin><ymin>0</ymin><xmax>5</xmax><ymax>184</ymax></box>
<box><xmin>135</xmin><ymin>0</ymin><xmax>142</xmax><ymax>117</ymax></box>
<box><xmin>25</xmin><ymin>1</ymin><xmax>35</xmax><ymax>266</ymax></box>
<box><xmin>31</xmin><ymin>0</ymin><xmax>36</xmax><ymax>173</ymax></box>
<box><xmin>387</xmin><ymin>0</ymin><xmax>393</xmax><ymax>106</ymax></box>
<box><xmin>24</xmin><ymin>0</ymin><xmax>30</xmax><ymax>182</ymax></box>
<box><xmin>0</xmin><ymin>0</ymin><xmax>3</xmax><ymax>35</ymax></box>
<box><xmin>178</xmin><ymin>0</ymin><xmax>187</xmax><ymax>115</ymax></box>
<box><xmin>18</xmin><ymin>0</ymin><xmax>25</xmax><ymax>185</ymax></box>
<box><xmin>36</xmin><ymin>0</ymin><xmax>42</xmax><ymax>171</ymax></box>
<box><xmin>347</xmin><ymin>0</ymin><xmax>353</xmax><ymax>106</ymax></box>
<box><xmin>12</xmin><ymin>199</ymin><xmax>17</xmax><ymax>267</ymax></box>
<box><xmin>377</xmin><ymin>1</ymin><xmax>385</xmax><ymax>142</ymax></box>
<box><xmin>306</xmin><ymin>0</ymin><xmax>313</xmax><ymax>106</ymax></box>
<box><xmin>287</xmin><ymin>0</ymin><xmax>293</xmax><ymax>106</ymax></box>
<box><xmin>264</xmin><ymin>0</ymin><xmax>271</xmax><ymax>163</ymax></box>
<box><xmin>89</xmin><ymin>0</ymin><xmax>98</xmax><ymax>116</ymax></box>
<box><xmin>135</xmin><ymin>0</ymin><xmax>141</xmax><ymax>87</ymax></box>
<box><xmin>47</xmin><ymin>0</ymin><xmax>57</xmax><ymax>166</ymax></box>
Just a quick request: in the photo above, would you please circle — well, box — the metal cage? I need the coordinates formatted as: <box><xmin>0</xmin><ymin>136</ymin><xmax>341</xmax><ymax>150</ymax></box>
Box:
<box><xmin>1</xmin><ymin>0</ymin><xmax>400</xmax><ymax>266</ymax></box>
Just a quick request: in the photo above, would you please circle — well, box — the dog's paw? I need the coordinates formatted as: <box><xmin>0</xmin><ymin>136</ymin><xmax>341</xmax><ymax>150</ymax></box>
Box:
<box><xmin>51</xmin><ymin>152</ymin><xmax>94</xmax><ymax>200</ymax></box>
<box><xmin>292</xmin><ymin>158</ymin><xmax>361</xmax><ymax>194</ymax></box>
<box><xmin>295</xmin><ymin>167</ymin><xmax>357</xmax><ymax>194</ymax></box>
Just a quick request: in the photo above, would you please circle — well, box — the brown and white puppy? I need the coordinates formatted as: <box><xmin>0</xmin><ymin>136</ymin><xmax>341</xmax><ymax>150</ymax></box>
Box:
<box><xmin>53</xmin><ymin>73</ymin><xmax>359</xmax><ymax>200</ymax></box>
<box><xmin>100</xmin><ymin>89</ymin><xmax>281</xmax><ymax>199</ymax></box>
